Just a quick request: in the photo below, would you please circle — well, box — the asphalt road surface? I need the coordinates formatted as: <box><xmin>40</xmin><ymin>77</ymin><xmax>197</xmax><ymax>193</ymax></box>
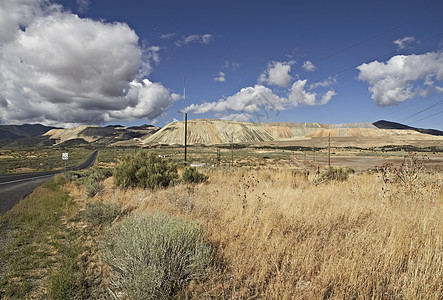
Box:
<box><xmin>0</xmin><ymin>150</ymin><xmax>98</xmax><ymax>214</ymax></box>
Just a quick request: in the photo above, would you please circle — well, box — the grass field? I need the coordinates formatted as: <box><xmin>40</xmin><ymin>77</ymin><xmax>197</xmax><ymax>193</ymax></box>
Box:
<box><xmin>96</xmin><ymin>164</ymin><xmax>441</xmax><ymax>299</ymax></box>
<box><xmin>1</xmin><ymin>143</ymin><xmax>442</xmax><ymax>174</ymax></box>
<box><xmin>1</xmin><ymin>146</ymin><xmax>442</xmax><ymax>298</ymax></box>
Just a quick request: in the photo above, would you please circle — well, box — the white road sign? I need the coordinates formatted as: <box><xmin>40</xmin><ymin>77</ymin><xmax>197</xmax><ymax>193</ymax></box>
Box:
<box><xmin>62</xmin><ymin>153</ymin><xmax>68</xmax><ymax>160</ymax></box>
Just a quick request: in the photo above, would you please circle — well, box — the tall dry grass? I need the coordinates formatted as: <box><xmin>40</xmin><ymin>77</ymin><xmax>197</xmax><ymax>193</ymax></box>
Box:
<box><xmin>97</xmin><ymin>167</ymin><xmax>442</xmax><ymax>299</ymax></box>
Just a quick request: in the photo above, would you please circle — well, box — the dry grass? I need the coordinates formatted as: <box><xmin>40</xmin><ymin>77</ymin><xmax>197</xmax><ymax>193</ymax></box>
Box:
<box><xmin>95</xmin><ymin>167</ymin><xmax>442</xmax><ymax>299</ymax></box>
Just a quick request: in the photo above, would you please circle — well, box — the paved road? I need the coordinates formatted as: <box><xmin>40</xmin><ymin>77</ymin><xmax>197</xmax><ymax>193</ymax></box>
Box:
<box><xmin>0</xmin><ymin>150</ymin><xmax>98</xmax><ymax>214</ymax></box>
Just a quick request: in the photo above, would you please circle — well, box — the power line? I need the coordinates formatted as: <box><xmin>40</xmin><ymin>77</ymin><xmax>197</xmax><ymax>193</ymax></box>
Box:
<box><xmin>379</xmin><ymin>100</ymin><xmax>422</xmax><ymax>119</ymax></box>
<box><xmin>311</xmin><ymin>30</ymin><xmax>443</xmax><ymax>86</ymax></box>
<box><xmin>225</xmin><ymin>8</ymin><xmax>443</xmax><ymax>124</ymax></box>
<box><xmin>379</xmin><ymin>92</ymin><xmax>441</xmax><ymax>120</ymax></box>
<box><xmin>408</xmin><ymin>108</ymin><xmax>443</xmax><ymax>125</ymax></box>
<box><xmin>398</xmin><ymin>99</ymin><xmax>443</xmax><ymax>123</ymax></box>
<box><xmin>264</xmin><ymin>5</ymin><xmax>443</xmax><ymax>84</ymax></box>
<box><xmin>312</xmin><ymin>4</ymin><xmax>443</xmax><ymax>64</ymax></box>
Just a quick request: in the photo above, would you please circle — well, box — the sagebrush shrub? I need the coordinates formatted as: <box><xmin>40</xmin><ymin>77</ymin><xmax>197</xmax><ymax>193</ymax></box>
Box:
<box><xmin>318</xmin><ymin>166</ymin><xmax>354</xmax><ymax>182</ymax></box>
<box><xmin>113</xmin><ymin>151</ymin><xmax>178</xmax><ymax>190</ymax></box>
<box><xmin>63</xmin><ymin>171</ymin><xmax>82</xmax><ymax>182</ymax></box>
<box><xmin>85</xmin><ymin>201</ymin><xmax>120</xmax><ymax>226</ymax></box>
<box><xmin>182</xmin><ymin>167</ymin><xmax>209</xmax><ymax>184</ymax></box>
<box><xmin>102</xmin><ymin>213</ymin><xmax>214</xmax><ymax>299</ymax></box>
<box><xmin>85</xmin><ymin>177</ymin><xmax>105</xmax><ymax>197</ymax></box>
<box><xmin>63</xmin><ymin>168</ymin><xmax>111</xmax><ymax>197</ymax></box>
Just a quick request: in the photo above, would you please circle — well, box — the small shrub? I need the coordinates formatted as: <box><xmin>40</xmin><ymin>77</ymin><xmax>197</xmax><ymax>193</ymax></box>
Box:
<box><xmin>182</xmin><ymin>167</ymin><xmax>209</xmax><ymax>184</ymax></box>
<box><xmin>101</xmin><ymin>213</ymin><xmax>214</xmax><ymax>299</ymax></box>
<box><xmin>64</xmin><ymin>169</ymin><xmax>107</xmax><ymax>197</ymax></box>
<box><xmin>97</xmin><ymin>167</ymin><xmax>113</xmax><ymax>179</ymax></box>
<box><xmin>317</xmin><ymin>166</ymin><xmax>354</xmax><ymax>182</ymax></box>
<box><xmin>114</xmin><ymin>151</ymin><xmax>178</xmax><ymax>190</ymax></box>
<box><xmin>85</xmin><ymin>201</ymin><xmax>120</xmax><ymax>226</ymax></box>
<box><xmin>84</xmin><ymin>176</ymin><xmax>105</xmax><ymax>197</ymax></box>
<box><xmin>43</xmin><ymin>178</ymin><xmax>61</xmax><ymax>191</ymax></box>
<box><xmin>63</xmin><ymin>171</ymin><xmax>85</xmax><ymax>182</ymax></box>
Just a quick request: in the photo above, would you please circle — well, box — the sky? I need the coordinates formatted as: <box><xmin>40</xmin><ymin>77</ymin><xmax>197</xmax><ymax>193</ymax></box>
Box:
<box><xmin>1</xmin><ymin>0</ymin><xmax>443</xmax><ymax>130</ymax></box>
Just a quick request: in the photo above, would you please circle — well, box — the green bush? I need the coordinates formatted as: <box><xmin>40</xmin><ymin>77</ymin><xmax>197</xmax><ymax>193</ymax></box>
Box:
<box><xmin>97</xmin><ymin>167</ymin><xmax>113</xmax><ymax>179</ymax></box>
<box><xmin>101</xmin><ymin>213</ymin><xmax>214</xmax><ymax>299</ymax></box>
<box><xmin>113</xmin><ymin>151</ymin><xmax>178</xmax><ymax>190</ymax></box>
<box><xmin>84</xmin><ymin>201</ymin><xmax>120</xmax><ymax>226</ymax></box>
<box><xmin>63</xmin><ymin>171</ymin><xmax>85</xmax><ymax>182</ymax></box>
<box><xmin>182</xmin><ymin>167</ymin><xmax>209</xmax><ymax>184</ymax></box>
<box><xmin>318</xmin><ymin>166</ymin><xmax>354</xmax><ymax>182</ymax></box>
<box><xmin>64</xmin><ymin>168</ymin><xmax>109</xmax><ymax>197</ymax></box>
<box><xmin>84</xmin><ymin>176</ymin><xmax>105</xmax><ymax>197</ymax></box>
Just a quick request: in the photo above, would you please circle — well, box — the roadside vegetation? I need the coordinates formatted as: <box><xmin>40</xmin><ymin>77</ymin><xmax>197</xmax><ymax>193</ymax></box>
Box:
<box><xmin>113</xmin><ymin>151</ymin><xmax>178</xmax><ymax>190</ymax></box>
<box><xmin>102</xmin><ymin>213</ymin><xmax>214</xmax><ymax>299</ymax></box>
<box><xmin>0</xmin><ymin>175</ymin><xmax>84</xmax><ymax>299</ymax></box>
<box><xmin>1</xmin><ymin>149</ymin><xmax>441</xmax><ymax>299</ymax></box>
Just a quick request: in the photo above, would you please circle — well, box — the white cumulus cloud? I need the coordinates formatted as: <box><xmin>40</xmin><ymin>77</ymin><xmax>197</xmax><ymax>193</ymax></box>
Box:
<box><xmin>160</xmin><ymin>33</ymin><xmax>176</xmax><ymax>39</ymax></box>
<box><xmin>0</xmin><ymin>0</ymin><xmax>60</xmax><ymax>43</ymax></box>
<box><xmin>185</xmin><ymin>85</ymin><xmax>287</xmax><ymax>114</ymax></box>
<box><xmin>357</xmin><ymin>52</ymin><xmax>443</xmax><ymax>106</ymax></box>
<box><xmin>302</xmin><ymin>60</ymin><xmax>316</xmax><ymax>72</ymax></box>
<box><xmin>214</xmin><ymin>72</ymin><xmax>226</xmax><ymax>82</ymax></box>
<box><xmin>106</xmin><ymin>79</ymin><xmax>181</xmax><ymax>122</ymax></box>
<box><xmin>219</xmin><ymin>113</ymin><xmax>253</xmax><ymax>122</ymax></box>
<box><xmin>176</xmin><ymin>34</ymin><xmax>214</xmax><ymax>47</ymax></box>
<box><xmin>185</xmin><ymin>78</ymin><xmax>336</xmax><ymax>119</ymax></box>
<box><xmin>258</xmin><ymin>61</ymin><xmax>294</xmax><ymax>88</ymax></box>
<box><xmin>223</xmin><ymin>61</ymin><xmax>240</xmax><ymax>70</ymax></box>
<box><xmin>289</xmin><ymin>80</ymin><xmax>336</xmax><ymax>106</ymax></box>
<box><xmin>393</xmin><ymin>36</ymin><xmax>416</xmax><ymax>50</ymax></box>
<box><xmin>76</xmin><ymin>0</ymin><xmax>90</xmax><ymax>12</ymax></box>
<box><xmin>309</xmin><ymin>77</ymin><xmax>336</xmax><ymax>90</ymax></box>
<box><xmin>0</xmin><ymin>1</ymin><xmax>178</xmax><ymax>126</ymax></box>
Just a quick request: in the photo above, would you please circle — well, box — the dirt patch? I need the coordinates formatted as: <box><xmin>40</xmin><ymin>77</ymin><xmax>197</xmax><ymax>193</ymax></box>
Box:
<box><xmin>289</xmin><ymin>154</ymin><xmax>443</xmax><ymax>172</ymax></box>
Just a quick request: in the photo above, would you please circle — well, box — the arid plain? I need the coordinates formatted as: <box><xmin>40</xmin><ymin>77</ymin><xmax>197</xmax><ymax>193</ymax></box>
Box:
<box><xmin>0</xmin><ymin>119</ymin><xmax>442</xmax><ymax>299</ymax></box>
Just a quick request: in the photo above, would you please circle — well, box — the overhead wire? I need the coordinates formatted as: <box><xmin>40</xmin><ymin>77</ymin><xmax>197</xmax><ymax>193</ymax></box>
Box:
<box><xmin>398</xmin><ymin>99</ymin><xmax>443</xmax><ymax>123</ymax></box>
<box><xmin>408</xmin><ymin>108</ymin><xmax>443</xmax><ymax>125</ymax></box>
<box><xmin>378</xmin><ymin>99</ymin><xmax>423</xmax><ymax>120</ymax></box>
<box><xmin>311</xmin><ymin>4</ymin><xmax>443</xmax><ymax>64</ymax></box>
<box><xmin>378</xmin><ymin>92</ymin><xmax>440</xmax><ymax>120</ymax></box>
<box><xmin>250</xmin><ymin>4</ymin><xmax>443</xmax><ymax>126</ymax></box>
<box><xmin>263</xmin><ymin>4</ymin><xmax>443</xmax><ymax>85</ymax></box>
<box><xmin>311</xmin><ymin>30</ymin><xmax>443</xmax><ymax>86</ymax></box>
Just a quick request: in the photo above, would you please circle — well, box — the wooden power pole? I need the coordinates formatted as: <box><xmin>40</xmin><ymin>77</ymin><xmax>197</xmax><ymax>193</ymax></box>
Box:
<box><xmin>328</xmin><ymin>133</ymin><xmax>331</xmax><ymax>167</ymax></box>
<box><xmin>312</xmin><ymin>144</ymin><xmax>316</xmax><ymax>162</ymax></box>
<box><xmin>184</xmin><ymin>112</ymin><xmax>187</xmax><ymax>162</ymax></box>
<box><xmin>231</xmin><ymin>133</ymin><xmax>234</xmax><ymax>167</ymax></box>
<box><xmin>183</xmin><ymin>76</ymin><xmax>187</xmax><ymax>162</ymax></box>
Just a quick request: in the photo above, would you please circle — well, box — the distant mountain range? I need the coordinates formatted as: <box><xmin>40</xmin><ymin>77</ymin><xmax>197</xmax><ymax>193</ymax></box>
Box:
<box><xmin>0</xmin><ymin>123</ymin><xmax>160</xmax><ymax>147</ymax></box>
<box><xmin>372</xmin><ymin>120</ymin><xmax>443</xmax><ymax>136</ymax></box>
<box><xmin>0</xmin><ymin>120</ymin><xmax>441</xmax><ymax>148</ymax></box>
<box><xmin>0</xmin><ymin>124</ymin><xmax>58</xmax><ymax>140</ymax></box>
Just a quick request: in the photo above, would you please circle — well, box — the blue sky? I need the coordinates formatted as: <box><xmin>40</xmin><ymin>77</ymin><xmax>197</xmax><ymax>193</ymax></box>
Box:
<box><xmin>1</xmin><ymin>0</ymin><xmax>442</xmax><ymax>129</ymax></box>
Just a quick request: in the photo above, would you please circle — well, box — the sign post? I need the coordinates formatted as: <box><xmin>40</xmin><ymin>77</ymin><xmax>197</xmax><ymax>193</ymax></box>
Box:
<box><xmin>62</xmin><ymin>152</ymin><xmax>68</xmax><ymax>172</ymax></box>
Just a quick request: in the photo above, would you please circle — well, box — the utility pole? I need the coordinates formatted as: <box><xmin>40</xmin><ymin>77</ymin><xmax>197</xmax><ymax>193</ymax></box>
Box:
<box><xmin>184</xmin><ymin>76</ymin><xmax>187</xmax><ymax>162</ymax></box>
<box><xmin>328</xmin><ymin>133</ymin><xmax>331</xmax><ymax>167</ymax></box>
<box><xmin>231</xmin><ymin>132</ymin><xmax>234</xmax><ymax>167</ymax></box>
<box><xmin>217</xmin><ymin>147</ymin><xmax>220</xmax><ymax>168</ymax></box>
<box><xmin>312</xmin><ymin>144</ymin><xmax>316</xmax><ymax>162</ymax></box>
